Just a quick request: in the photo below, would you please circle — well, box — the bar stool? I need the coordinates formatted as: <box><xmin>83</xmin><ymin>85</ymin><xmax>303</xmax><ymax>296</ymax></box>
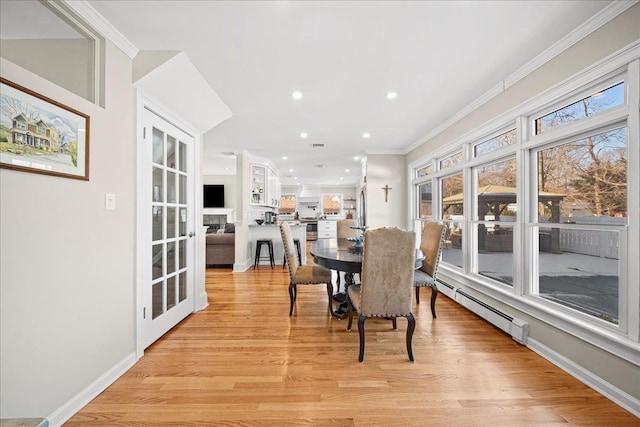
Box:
<box><xmin>254</xmin><ymin>239</ymin><xmax>274</xmax><ymax>269</ymax></box>
<box><xmin>283</xmin><ymin>238</ymin><xmax>302</xmax><ymax>269</ymax></box>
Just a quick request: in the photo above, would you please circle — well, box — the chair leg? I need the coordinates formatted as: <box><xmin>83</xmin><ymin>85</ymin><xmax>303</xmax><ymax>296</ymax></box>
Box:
<box><xmin>335</xmin><ymin>272</ymin><xmax>341</xmax><ymax>293</ymax></box>
<box><xmin>288</xmin><ymin>283</ymin><xmax>296</xmax><ymax>316</ymax></box>
<box><xmin>254</xmin><ymin>243</ymin><xmax>260</xmax><ymax>269</ymax></box>
<box><xmin>406</xmin><ymin>313</ymin><xmax>416</xmax><ymax>362</ymax></box>
<box><xmin>346</xmin><ymin>294</ymin><xmax>354</xmax><ymax>330</ymax></box>
<box><xmin>415</xmin><ymin>286</ymin><xmax>420</xmax><ymax>304</ymax></box>
<box><xmin>357</xmin><ymin>314</ymin><xmax>366</xmax><ymax>363</ymax></box>
<box><xmin>392</xmin><ymin>317</ymin><xmax>397</xmax><ymax>330</ymax></box>
<box><xmin>326</xmin><ymin>282</ymin><xmax>334</xmax><ymax>316</ymax></box>
<box><xmin>269</xmin><ymin>242</ymin><xmax>274</xmax><ymax>268</ymax></box>
<box><xmin>430</xmin><ymin>284</ymin><xmax>438</xmax><ymax>318</ymax></box>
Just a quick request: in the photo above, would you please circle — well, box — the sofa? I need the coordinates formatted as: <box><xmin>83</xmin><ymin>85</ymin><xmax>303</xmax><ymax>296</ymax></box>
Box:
<box><xmin>206</xmin><ymin>223</ymin><xmax>235</xmax><ymax>266</ymax></box>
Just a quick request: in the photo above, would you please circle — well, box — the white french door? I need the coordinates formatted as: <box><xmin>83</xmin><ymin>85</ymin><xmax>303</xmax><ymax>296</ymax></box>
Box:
<box><xmin>138</xmin><ymin>106</ymin><xmax>196</xmax><ymax>350</ymax></box>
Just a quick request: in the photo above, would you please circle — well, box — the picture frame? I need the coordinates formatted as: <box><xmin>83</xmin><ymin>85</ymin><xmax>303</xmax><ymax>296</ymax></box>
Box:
<box><xmin>0</xmin><ymin>77</ymin><xmax>90</xmax><ymax>180</ymax></box>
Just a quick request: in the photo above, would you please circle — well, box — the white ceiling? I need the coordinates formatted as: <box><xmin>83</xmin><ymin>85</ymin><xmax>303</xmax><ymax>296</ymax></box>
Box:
<box><xmin>86</xmin><ymin>0</ymin><xmax>612</xmax><ymax>186</ymax></box>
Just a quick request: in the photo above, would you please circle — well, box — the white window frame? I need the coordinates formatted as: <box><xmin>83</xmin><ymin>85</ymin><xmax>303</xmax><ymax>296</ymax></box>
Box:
<box><xmin>409</xmin><ymin>44</ymin><xmax>640</xmax><ymax>363</ymax></box>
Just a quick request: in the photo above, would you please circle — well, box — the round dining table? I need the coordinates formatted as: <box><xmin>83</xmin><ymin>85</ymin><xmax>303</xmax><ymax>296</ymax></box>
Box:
<box><xmin>310</xmin><ymin>238</ymin><xmax>424</xmax><ymax>318</ymax></box>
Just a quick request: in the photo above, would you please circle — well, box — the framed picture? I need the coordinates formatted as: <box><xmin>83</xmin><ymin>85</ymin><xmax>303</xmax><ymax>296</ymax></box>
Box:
<box><xmin>0</xmin><ymin>77</ymin><xmax>90</xmax><ymax>180</ymax></box>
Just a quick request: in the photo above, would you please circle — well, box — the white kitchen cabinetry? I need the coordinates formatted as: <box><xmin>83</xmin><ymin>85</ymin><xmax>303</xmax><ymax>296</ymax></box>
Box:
<box><xmin>250</xmin><ymin>164</ymin><xmax>266</xmax><ymax>205</ymax></box>
<box><xmin>250</xmin><ymin>163</ymin><xmax>281</xmax><ymax>208</ymax></box>
<box><xmin>267</xmin><ymin>167</ymin><xmax>281</xmax><ymax>208</ymax></box>
<box><xmin>317</xmin><ymin>220</ymin><xmax>337</xmax><ymax>239</ymax></box>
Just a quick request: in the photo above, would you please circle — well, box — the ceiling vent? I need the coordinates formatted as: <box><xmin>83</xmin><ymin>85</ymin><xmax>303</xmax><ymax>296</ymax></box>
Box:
<box><xmin>309</xmin><ymin>143</ymin><xmax>326</xmax><ymax>149</ymax></box>
<box><xmin>314</xmin><ymin>164</ymin><xmax>325</xmax><ymax>168</ymax></box>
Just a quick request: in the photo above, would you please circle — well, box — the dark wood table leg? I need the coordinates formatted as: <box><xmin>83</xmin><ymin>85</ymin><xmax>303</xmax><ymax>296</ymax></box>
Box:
<box><xmin>332</xmin><ymin>272</ymin><xmax>356</xmax><ymax>319</ymax></box>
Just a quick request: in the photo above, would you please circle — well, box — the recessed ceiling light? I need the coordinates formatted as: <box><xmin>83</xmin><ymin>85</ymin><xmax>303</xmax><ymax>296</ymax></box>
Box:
<box><xmin>362</xmin><ymin>132</ymin><xmax>371</xmax><ymax>139</ymax></box>
<box><xmin>353</xmin><ymin>156</ymin><xmax>359</xmax><ymax>160</ymax></box>
<box><xmin>340</xmin><ymin>177</ymin><xmax>344</xmax><ymax>180</ymax></box>
<box><xmin>345</xmin><ymin>169</ymin><xmax>350</xmax><ymax>172</ymax></box>
<box><xmin>282</xmin><ymin>156</ymin><xmax>288</xmax><ymax>160</ymax></box>
<box><xmin>300</xmin><ymin>132</ymin><xmax>308</xmax><ymax>139</ymax></box>
<box><xmin>386</xmin><ymin>91</ymin><xmax>397</xmax><ymax>99</ymax></box>
<box><xmin>294</xmin><ymin>176</ymin><xmax>298</xmax><ymax>180</ymax></box>
<box><xmin>289</xmin><ymin>168</ymin><xmax>293</xmax><ymax>172</ymax></box>
<box><xmin>291</xmin><ymin>91</ymin><xmax>303</xmax><ymax>100</ymax></box>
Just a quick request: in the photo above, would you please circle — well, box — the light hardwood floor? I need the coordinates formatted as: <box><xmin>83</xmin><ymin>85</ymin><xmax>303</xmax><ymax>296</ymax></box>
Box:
<box><xmin>66</xmin><ymin>245</ymin><xmax>638</xmax><ymax>426</ymax></box>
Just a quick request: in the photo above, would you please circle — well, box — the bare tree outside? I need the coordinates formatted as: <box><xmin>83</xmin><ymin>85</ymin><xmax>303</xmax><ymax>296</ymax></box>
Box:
<box><xmin>535</xmin><ymin>83</ymin><xmax>626</xmax><ymax>219</ymax></box>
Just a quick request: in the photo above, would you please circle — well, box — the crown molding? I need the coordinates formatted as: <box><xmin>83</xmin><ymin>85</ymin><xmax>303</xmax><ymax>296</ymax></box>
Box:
<box><xmin>405</xmin><ymin>0</ymin><xmax>638</xmax><ymax>155</ymax></box>
<box><xmin>404</xmin><ymin>81</ymin><xmax>503</xmax><ymax>154</ymax></box>
<box><xmin>503</xmin><ymin>0</ymin><xmax>638</xmax><ymax>89</ymax></box>
<box><xmin>62</xmin><ymin>0</ymin><xmax>139</xmax><ymax>59</ymax></box>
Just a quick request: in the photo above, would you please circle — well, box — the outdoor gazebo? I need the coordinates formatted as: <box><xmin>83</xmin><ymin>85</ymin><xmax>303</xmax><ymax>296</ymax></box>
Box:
<box><xmin>443</xmin><ymin>184</ymin><xmax>565</xmax><ymax>253</ymax></box>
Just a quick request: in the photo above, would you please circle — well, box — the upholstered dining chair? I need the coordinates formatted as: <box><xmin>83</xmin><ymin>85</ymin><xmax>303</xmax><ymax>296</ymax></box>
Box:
<box><xmin>346</xmin><ymin>227</ymin><xmax>417</xmax><ymax>362</ymax></box>
<box><xmin>280</xmin><ymin>222</ymin><xmax>333</xmax><ymax>316</ymax></box>
<box><xmin>337</xmin><ymin>219</ymin><xmax>359</xmax><ymax>239</ymax></box>
<box><xmin>414</xmin><ymin>221</ymin><xmax>446</xmax><ymax>318</ymax></box>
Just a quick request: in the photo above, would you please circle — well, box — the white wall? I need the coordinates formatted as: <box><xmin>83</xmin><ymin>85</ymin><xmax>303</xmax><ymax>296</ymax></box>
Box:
<box><xmin>364</xmin><ymin>154</ymin><xmax>406</xmax><ymax>230</ymax></box>
<box><xmin>405</xmin><ymin>4</ymin><xmax>640</xmax><ymax>404</ymax></box>
<box><xmin>0</xmin><ymin>40</ymin><xmax>135</xmax><ymax>418</ymax></box>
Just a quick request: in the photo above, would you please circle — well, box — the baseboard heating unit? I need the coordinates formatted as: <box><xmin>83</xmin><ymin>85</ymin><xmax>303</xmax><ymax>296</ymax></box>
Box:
<box><xmin>437</xmin><ymin>280</ymin><xmax>529</xmax><ymax>345</ymax></box>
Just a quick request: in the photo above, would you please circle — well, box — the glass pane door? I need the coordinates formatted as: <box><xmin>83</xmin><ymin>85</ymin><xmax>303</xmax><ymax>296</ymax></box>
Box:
<box><xmin>142</xmin><ymin>108</ymin><xmax>194</xmax><ymax>349</ymax></box>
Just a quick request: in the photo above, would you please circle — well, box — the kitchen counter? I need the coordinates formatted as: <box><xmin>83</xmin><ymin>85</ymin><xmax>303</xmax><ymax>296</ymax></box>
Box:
<box><xmin>248</xmin><ymin>223</ymin><xmax>307</xmax><ymax>266</ymax></box>
<box><xmin>248</xmin><ymin>222</ymin><xmax>304</xmax><ymax>227</ymax></box>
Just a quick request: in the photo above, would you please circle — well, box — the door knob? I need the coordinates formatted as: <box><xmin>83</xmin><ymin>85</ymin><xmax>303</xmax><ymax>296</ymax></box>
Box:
<box><xmin>188</xmin><ymin>231</ymin><xmax>195</xmax><ymax>237</ymax></box>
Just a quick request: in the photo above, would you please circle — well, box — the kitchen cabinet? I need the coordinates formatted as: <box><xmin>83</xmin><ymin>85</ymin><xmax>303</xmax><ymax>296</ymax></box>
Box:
<box><xmin>250</xmin><ymin>163</ymin><xmax>281</xmax><ymax>208</ymax></box>
<box><xmin>267</xmin><ymin>167</ymin><xmax>281</xmax><ymax>207</ymax></box>
<box><xmin>250</xmin><ymin>164</ymin><xmax>267</xmax><ymax>205</ymax></box>
<box><xmin>317</xmin><ymin>220</ymin><xmax>337</xmax><ymax>239</ymax></box>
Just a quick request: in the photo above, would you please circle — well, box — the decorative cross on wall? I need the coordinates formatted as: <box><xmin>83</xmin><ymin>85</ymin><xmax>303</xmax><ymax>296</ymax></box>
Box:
<box><xmin>382</xmin><ymin>185</ymin><xmax>392</xmax><ymax>202</ymax></box>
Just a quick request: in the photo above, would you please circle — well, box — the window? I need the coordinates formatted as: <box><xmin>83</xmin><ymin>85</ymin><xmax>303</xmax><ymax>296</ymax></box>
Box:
<box><xmin>417</xmin><ymin>181</ymin><xmax>432</xmax><ymax>220</ymax></box>
<box><xmin>536</xmin><ymin>127</ymin><xmax>627</xmax><ymax>222</ymax></box>
<box><xmin>474</xmin><ymin>158</ymin><xmax>517</xmax><ymax>285</ymax></box>
<box><xmin>441</xmin><ymin>173</ymin><xmax>463</xmax><ymax>268</ymax></box>
<box><xmin>411</xmin><ymin>61</ymin><xmax>635</xmax><ymax>351</ymax></box>
<box><xmin>0</xmin><ymin>0</ymin><xmax>104</xmax><ymax>105</ymax></box>
<box><xmin>532</xmin><ymin>126</ymin><xmax>627</xmax><ymax>324</ymax></box>
<box><xmin>417</xmin><ymin>164</ymin><xmax>433</xmax><ymax>178</ymax></box>
<box><xmin>439</xmin><ymin>151</ymin><xmax>463</xmax><ymax>169</ymax></box>
<box><xmin>474</xmin><ymin>129</ymin><xmax>516</xmax><ymax>157</ymax></box>
<box><xmin>280</xmin><ymin>195</ymin><xmax>296</xmax><ymax>214</ymax></box>
<box><xmin>535</xmin><ymin>82</ymin><xmax>624</xmax><ymax>134</ymax></box>
<box><xmin>322</xmin><ymin>194</ymin><xmax>341</xmax><ymax>216</ymax></box>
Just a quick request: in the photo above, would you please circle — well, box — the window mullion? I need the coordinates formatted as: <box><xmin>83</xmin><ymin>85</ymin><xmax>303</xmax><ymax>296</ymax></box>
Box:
<box><xmin>625</xmin><ymin>58</ymin><xmax>640</xmax><ymax>342</ymax></box>
<box><xmin>514</xmin><ymin>116</ymin><xmax>526</xmax><ymax>297</ymax></box>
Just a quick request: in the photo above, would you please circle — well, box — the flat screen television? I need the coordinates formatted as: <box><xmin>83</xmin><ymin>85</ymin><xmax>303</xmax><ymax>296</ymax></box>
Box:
<box><xmin>203</xmin><ymin>185</ymin><xmax>224</xmax><ymax>208</ymax></box>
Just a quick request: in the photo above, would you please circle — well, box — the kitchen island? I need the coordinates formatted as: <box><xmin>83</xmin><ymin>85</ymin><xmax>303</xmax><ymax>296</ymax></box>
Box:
<box><xmin>248</xmin><ymin>223</ymin><xmax>307</xmax><ymax>266</ymax></box>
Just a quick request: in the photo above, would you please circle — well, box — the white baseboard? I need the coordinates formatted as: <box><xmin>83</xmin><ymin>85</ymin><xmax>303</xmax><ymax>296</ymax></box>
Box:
<box><xmin>527</xmin><ymin>338</ymin><xmax>640</xmax><ymax>417</ymax></box>
<box><xmin>233</xmin><ymin>258</ymin><xmax>252</xmax><ymax>272</ymax></box>
<box><xmin>196</xmin><ymin>291</ymin><xmax>209</xmax><ymax>312</ymax></box>
<box><xmin>45</xmin><ymin>353</ymin><xmax>136</xmax><ymax>427</ymax></box>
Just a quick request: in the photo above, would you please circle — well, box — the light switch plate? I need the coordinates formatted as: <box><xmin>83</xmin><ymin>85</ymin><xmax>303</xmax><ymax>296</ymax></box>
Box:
<box><xmin>105</xmin><ymin>193</ymin><xmax>116</xmax><ymax>210</ymax></box>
